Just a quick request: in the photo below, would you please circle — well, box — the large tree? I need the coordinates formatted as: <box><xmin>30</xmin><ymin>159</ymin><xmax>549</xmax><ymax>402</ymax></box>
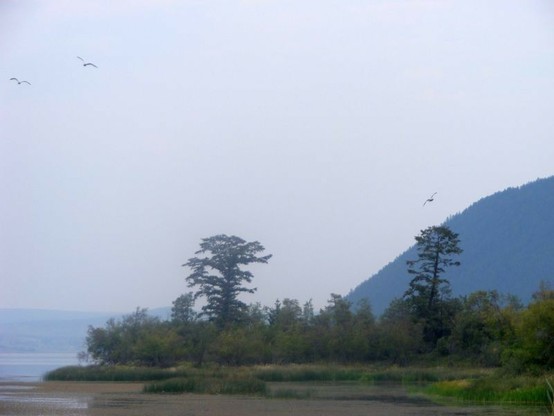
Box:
<box><xmin>404</xmin><ymin>225</ymin><xmax>462</xmax><ymax>345</ymax></box>
<box><xmin>183</xmin><ymin>234</ymin><xmax>272</xmax><ymax>328</ymax></box>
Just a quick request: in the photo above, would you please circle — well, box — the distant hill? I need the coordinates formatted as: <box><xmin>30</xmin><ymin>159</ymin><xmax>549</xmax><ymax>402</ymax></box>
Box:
<box><xmin>0</xmin><ymin>307</ymin><xmax>172</xmax><ymax>353</ymax></box>
<box><xmin>347</xmin><ymin>176</ymin><xmax>554</xmax><ymax>315</ymax></box>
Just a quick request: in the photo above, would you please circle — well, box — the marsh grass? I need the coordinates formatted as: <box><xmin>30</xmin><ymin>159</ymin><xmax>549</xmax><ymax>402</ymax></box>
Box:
<box><xmin>42</xmin><ymin>364</ymin><xmax>231</xmax><ymax>383</ymax></box>
<box><xmin>44</xmin><ymin>363</ymin><xmax>486</xmax><ymax>385</ymax></box>
<box><xmin>143</xmin><ymin>375</ymin><xmax>267</xmax><ymax>395</ymax></box>
<box><xmin>426</xmin><ymin>375</ymin><xmax>551</xmax><ymax>406</ymax></box>
<box><xmin>546</xmin><ymin>378</ymin><xmax>554</xmax><ymax>416</ymax></box>
<box><xmin>43</xmin><ymin>365</ymin><xmax>187</xmax><ymax>382</ymax></box>
<box><xmin>44</xmin><ymin>362</ymin><xmax>550</xmax><ymax>408</ymax></box>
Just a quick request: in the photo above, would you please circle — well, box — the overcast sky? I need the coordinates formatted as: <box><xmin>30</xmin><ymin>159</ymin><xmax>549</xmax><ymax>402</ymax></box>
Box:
<box><xmin>1</xmin><ymin>0</ymin><xmax>553</xmax><ymax>313</ymax></box>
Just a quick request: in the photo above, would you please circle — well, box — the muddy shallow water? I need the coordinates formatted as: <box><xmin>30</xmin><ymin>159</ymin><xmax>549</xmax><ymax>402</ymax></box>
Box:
<box><xmin>0</xmin><ymin>381</ymin><xmax>544</xmax><ymax>416</ymax></box>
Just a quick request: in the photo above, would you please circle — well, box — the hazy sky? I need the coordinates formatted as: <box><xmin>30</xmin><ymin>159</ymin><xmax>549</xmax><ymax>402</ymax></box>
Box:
<box><xmin>2</xmin><ymin>0</ymin><xmax>553</xmax><ymax>313</ymax></box>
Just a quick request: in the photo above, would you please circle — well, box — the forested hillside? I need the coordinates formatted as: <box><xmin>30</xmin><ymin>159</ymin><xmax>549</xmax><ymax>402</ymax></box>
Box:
<box><xmin>347</xmin><ymin>176</ymin><xmax>554</xmax><ymax>315</ymax></box>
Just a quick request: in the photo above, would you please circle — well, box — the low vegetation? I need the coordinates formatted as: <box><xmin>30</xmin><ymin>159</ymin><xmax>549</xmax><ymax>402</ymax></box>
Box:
<box><xmin>44</xmin><ymin>363</ymin><xmax>552</xmax><ymax>407</ymax></box>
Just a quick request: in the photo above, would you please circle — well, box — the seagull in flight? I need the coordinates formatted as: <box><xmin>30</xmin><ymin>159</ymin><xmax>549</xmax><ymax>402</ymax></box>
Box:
<box><xmin>423</xmin><ymin>192</ymin><xmax>437</xmax><ymax>206</ymax></box>
<box><xmin>77</xmin><ymin>56</ymin><xmax>98</xmax><ymax>68</ymax></box>
<box><xmin>10</xmin><ymin>77</ymin><xmax>31</xmax><ymax>85</ymax></box>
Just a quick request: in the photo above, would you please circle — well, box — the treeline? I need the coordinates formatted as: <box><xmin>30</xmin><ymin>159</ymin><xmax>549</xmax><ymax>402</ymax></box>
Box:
<box><xmin>84</xmin><ymin>284</ymin><xmax>553</xmax><ymax>373</ymax></box>
<box><xmin>83</xmin><ymin>232</ymin><xmax>553</xmax><ymax>374</ymax></box>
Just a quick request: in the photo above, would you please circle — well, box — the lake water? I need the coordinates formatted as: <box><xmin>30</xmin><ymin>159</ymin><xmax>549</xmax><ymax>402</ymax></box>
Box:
<box><xmin>0</xmin><ymin>352</ymin><xmax>79</xmax><ymax>382</ymax></box>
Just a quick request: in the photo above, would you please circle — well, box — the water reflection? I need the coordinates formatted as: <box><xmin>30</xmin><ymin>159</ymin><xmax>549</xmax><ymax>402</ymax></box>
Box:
<box><xmin>0</xmin><ymin>383</ymin><xmax>89</xmax><ymax>415</ymax></box>
<box><xmin>3</xmin><ymin>394</ymin><xmax>89</xmax><ymax>409</ymax></box>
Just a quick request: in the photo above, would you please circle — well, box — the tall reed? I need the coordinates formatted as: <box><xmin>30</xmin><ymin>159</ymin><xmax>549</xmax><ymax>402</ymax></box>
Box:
<box><xmin>546</xmin><ymin>378</ymin><xmax>553</xmax><ymax>416</ymax></box>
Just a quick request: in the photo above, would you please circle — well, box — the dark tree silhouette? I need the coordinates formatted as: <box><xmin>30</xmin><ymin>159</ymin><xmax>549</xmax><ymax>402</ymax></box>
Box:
<box><xmin>405</xmin><ymin>225</ymin><xmax>462</xmax><ymax>345</ymax></box>
<box><xmin>183</xmin><ymin>234</ymin><xmax>271</xmax><ymax>329</ymax></box>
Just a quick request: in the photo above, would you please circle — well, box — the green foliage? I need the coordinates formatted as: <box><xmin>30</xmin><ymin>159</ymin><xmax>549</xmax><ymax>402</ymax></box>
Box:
<box><xmin>183</xmin><ymin>234</ymin><xmax>272</xmax><ymax>328</ymax></box>
<box><xmin>171</xmin><ymin>292</ymin><xmax>196</xmax><ymax>324</ymax></box>
<box><xmin>502</xmin><ymin>285</ymin><xmax>554</xmax><ymax>372</ymax></box>
<box><xmin>211</xmin><ymin>326</ymin><xmax>268</xmax><ymax>365</ymax></box>
<box><xmin>447</xmin><ymin>290</ymin><xmax>517</xmax><ymax>366</ymax></box>
<box><xmin>82</xmin><ymin>280</ymin><xmax>551</xmax><ymax>377</ymax></box>
<box><xmin>86</xmin><ymin>308</ymin><xmax>182</xmax><ymax>367</ymax></box>
<box><xmin>375</xmin><ymin>298</ymin><xmax>425</xmax><ymax>364</ymax></box>
<box><xmin>270</xmin><ymin>298</ymin><xmax>303</xmax><ymax>330</ymax></box>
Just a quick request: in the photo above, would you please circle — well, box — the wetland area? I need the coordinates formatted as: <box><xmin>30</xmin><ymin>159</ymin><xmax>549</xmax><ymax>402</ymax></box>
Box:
<box><xmin>0</xmin><ymin>354</ymin><xmax>547</xmax><ymax>415</ymax></box>
<box><xmin>0</xmin><ymin>380</ymin><xmax>544</xmax><ymax>416</ymax></box>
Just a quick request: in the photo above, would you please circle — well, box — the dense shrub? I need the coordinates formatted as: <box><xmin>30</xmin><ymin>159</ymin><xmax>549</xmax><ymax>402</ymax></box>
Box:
<box><xmin>44</xmin><ymin>365</ymin><xmax>184</xmax><ymax>382</ymax></box>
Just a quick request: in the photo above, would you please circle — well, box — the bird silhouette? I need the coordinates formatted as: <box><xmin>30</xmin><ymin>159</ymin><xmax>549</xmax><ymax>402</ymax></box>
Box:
<box><xmin>423</xmin><ymin>192</ymin><xmax>437</xmax><ymax>206</ymax></box>
<box><xmin>77</xmin><ymin>56</ymin><xmax>98</xmax><ymax>68</ymax></box>
<box><xmin>10</xmin><ymin>77</ymin><xmax>31</xmax><ymax>85</ymax></box>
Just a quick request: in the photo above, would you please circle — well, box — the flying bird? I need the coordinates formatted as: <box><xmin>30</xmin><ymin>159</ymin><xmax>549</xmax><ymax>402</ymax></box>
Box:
<box><xmin>10</xmin><ymin>77</ymin><xmax>31</xmax><ymax>85</ymax></box>
<box><xmin>77</xmin><ymin>56</ymin><xmax>98</xmax><ymax>68</ymax></box>
<box><xmin>423</xmin><ymin>192</ymin><xmax>437</xmax><ymax>206</ymax></box>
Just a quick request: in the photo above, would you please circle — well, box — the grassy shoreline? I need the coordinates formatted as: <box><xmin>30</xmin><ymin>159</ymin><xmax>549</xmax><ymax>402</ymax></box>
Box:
<box><xmin>44</xmin><ymin>364</ymin><xmax>552</xmax><ymax>406</ymax></box>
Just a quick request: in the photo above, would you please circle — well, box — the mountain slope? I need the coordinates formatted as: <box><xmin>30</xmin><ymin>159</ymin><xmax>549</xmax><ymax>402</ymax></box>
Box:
<box><xmin>347</xmin><ymin>176</ymin><xmax>554</xmax><ymax>315</ymax></box>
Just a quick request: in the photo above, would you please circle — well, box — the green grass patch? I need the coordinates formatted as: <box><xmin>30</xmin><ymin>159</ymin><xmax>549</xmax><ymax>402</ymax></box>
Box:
<box><xmin>426</xmin><ymin>375</ymin><xmax>551</xmax><ymax>406</ymax></box>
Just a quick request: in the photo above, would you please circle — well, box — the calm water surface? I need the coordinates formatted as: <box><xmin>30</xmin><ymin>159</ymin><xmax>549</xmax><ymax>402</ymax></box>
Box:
<box><xmin>0</xmin><ymin>352</ymin><xmax>79</xmax><ymax>382</ymax></box>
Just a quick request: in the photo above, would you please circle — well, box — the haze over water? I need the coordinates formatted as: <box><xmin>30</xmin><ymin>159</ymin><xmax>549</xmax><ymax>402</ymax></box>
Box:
<box><xmin>0</xmin><ymin>352</ymin><xmax>79</xmax><ymax>382</ymax></box>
